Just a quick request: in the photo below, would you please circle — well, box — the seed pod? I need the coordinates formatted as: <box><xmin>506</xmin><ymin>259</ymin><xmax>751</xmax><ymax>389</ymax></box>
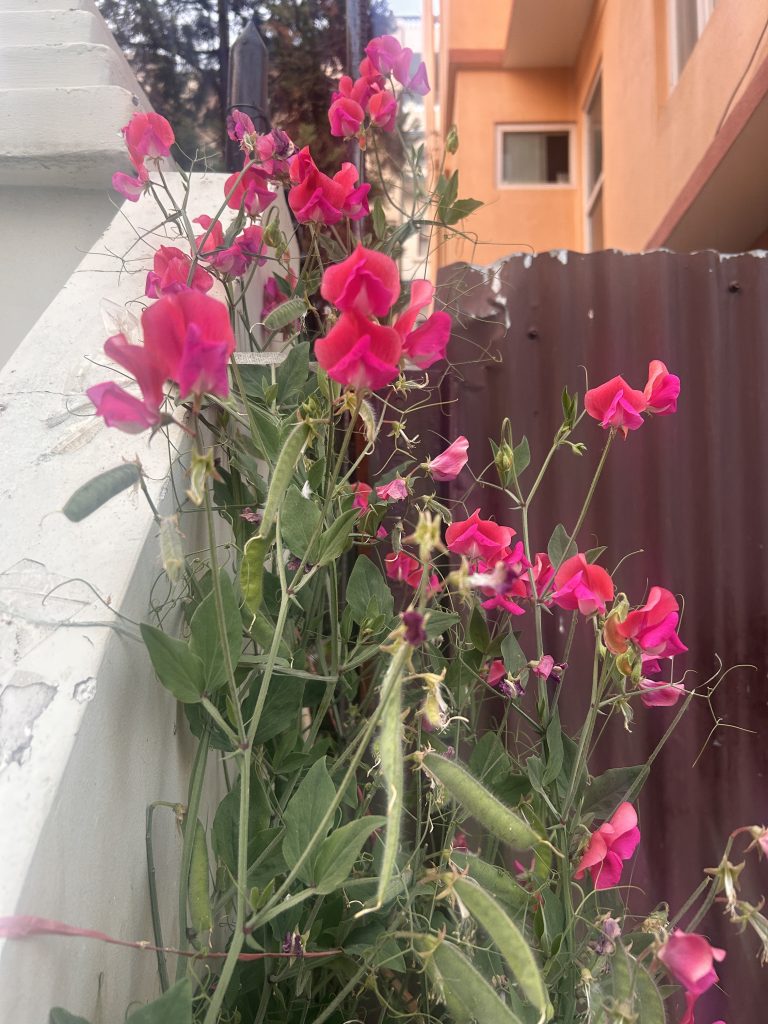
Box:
<box><xmin>188</xmin><ymin>819</ymin><xmax>212</xmax><ymax>949</ymax></box>
<box><xmin>159</xmin><ymin>515</ymin><xmax>185</xmax><ymax>584</ymax></box>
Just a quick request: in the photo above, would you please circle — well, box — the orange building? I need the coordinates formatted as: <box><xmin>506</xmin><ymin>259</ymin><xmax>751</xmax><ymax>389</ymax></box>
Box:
<box><xmin>423</xmin><ymin>0</ymin><xmax>768</xmax><ymax>264</ymax></box>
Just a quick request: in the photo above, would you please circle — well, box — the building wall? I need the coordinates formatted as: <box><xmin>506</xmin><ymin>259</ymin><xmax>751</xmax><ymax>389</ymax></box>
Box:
<box><xmin>431</xmin><ymin>0</ymin><xmax>768</xmax><ymax>262</ymax></box>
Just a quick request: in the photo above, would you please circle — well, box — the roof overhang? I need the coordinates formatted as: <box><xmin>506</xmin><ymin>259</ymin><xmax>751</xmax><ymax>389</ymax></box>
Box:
<box><xmin>503</xmin><ymin>0</ymin><xmax>596</xmax><ymax>68</ymax></box>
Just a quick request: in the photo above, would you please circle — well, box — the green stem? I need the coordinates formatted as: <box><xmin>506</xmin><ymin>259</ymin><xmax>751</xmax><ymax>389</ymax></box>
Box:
<box><xmin>146</xmin><ymin>802</ymin><xmax>174</xmax><ymax>992</ymax></box>
<box><xmin>562</xmin><ymin>643</ymin><xmax>603</xmax><ymax>818</ymax></box>
<box><xmin>175</xmin><ymin>731</ymin><xmax>210</xmax><ymax>980</ymax></box>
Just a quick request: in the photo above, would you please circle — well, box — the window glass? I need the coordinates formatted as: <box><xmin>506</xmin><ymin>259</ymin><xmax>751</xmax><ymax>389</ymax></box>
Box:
<box><xmin>586</xmin><ymin>78</ymin><xmax>603</xmax><ymax>194</ymax></box>
<box><xmin>501</xmin><ymin>131</ymin><xmax>570</xmax><ymax>185</ymax></box>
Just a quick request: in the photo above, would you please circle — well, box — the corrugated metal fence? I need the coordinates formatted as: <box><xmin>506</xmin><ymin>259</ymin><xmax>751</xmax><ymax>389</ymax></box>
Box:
<box><xmin>431</xmin><ymin>250</ymin><xmax>768</xmax><ymax>1017</ymax></box>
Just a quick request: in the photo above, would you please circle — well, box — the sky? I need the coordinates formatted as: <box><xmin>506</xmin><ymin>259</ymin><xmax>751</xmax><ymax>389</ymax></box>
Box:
<box><xmin>391</xmin><ymin>0</ymin><xmax>422</xmax><ymax>16</ymax></box>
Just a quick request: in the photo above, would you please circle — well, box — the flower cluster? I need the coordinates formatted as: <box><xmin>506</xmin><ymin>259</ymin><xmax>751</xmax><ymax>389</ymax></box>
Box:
<box><xmin>328</xmin><ymin>34</ymin><xmax>429</xmax><ymax>147</ymax></box>
<box><xmin>585</xmin><ymin>360</ymin><xmax>680</xmax><ymax>435</ymax></box>
<box><xmin>315</xmin><ymin>245</ymin><xmax>450</xmax><ymax>390</ymax></box>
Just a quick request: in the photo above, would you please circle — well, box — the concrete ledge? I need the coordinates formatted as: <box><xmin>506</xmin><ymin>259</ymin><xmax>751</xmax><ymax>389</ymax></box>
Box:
<box><xmin>0</xmin><ymin>9</ymin><xmax>121</xmax><ymax>47</ymax></box>
<box><xmin>0</xmin><ymin>42</ymin><xmax>145</xmax><ymax>92</ymax></box>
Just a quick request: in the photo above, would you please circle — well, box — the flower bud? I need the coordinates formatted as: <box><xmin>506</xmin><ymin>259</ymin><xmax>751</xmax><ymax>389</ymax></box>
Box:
<box><xmin>446</xmin><ymin>125</ymin><xmax>459</xmax><ymax>154</ymax></box>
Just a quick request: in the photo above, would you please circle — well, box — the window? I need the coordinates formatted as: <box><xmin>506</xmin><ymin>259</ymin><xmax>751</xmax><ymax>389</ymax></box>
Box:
<box><xmin>669</xmin><ymin>0</ymin><xmax>716</xmax><ymax>84</ymax></box>
<box><xmin>496</xmin><ymin>126</ymin><xmax>573</xmax><ymax>187</ymax></box>
<box><xmin>584</xmin><ymin>71</ymin><xmax>604</xmax><ymax>251</ymax></box>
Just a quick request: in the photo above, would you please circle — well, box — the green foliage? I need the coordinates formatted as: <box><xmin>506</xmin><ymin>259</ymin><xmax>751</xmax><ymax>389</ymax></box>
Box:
<box><xmin>140</xmin><ymin>623</ymin><xmax>205</xmax><ymax>703</ymax></box>
<box><xmin>126</xmin><ymin>980</ymin><xmax>192</xmax><ymax>1024</ymax></box>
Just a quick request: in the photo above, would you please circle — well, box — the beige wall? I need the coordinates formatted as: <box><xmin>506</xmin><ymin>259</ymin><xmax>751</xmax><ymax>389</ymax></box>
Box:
<box><xmin>432</xmin><ymin>0</ymin><xmax>768</xmax><ymax>262</ymax></box>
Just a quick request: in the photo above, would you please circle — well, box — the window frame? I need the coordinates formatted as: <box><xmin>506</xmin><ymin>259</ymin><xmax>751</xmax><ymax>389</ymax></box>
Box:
<box><xmin>668</xmin><ymin>0</ymin><xmax>716</xmax><ymax>86</ymax></box>
<box><xmin>495</xmin><ymin>123</ymin><xmax>575</xmax><ymax>190</ymax></box>
<box><xmin>583</xmin><ymin>68</ymin><xmax>604</xmax><ymax>252</ymax></box>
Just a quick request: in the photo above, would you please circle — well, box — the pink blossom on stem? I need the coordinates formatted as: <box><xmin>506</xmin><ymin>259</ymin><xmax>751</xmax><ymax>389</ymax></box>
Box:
<box><xmin>585</xmin><ymin>375</ymin><xmax>648</xmax><ymax>435</ymax></box>
<box><xmin>367</xmin><ymin>88</ymin><xmax>398</xmax><ymax>131</ymax></box>
<box><xmin>574</xmin><ymin>802</ymin><xmax>641</xmax><ymax>889</ymax></box>
<box><xmin>225</xmin><ymin>163</ymin><xmax>277</xmax><ymax>217</ymax></box>
<box><xmin>616</xmin><ymin>586</ymin><xmax>687</xmax><ymax>657</ymax></box>
<box><xmin>385</xmin><ymin>550</ymin><xmax>421</xmax><ymax>586</ymax></box>
<box><xmin>376</xmin><ymin>477</ymin><xmax>409</xmax><ymax>502</ymax></box>
<box><xmin>644</xmin><ymin>359</ymin><xmax>681</xmax><ymax>415</ymax></box>
<box><xmin>122</xmin><ymin>112</ymin><xmax>175</xmax><ymax>168</ymax></box>
<box><xmin>193</xmin><ymin>214</ymin><xmax>225</xmax><ymax>255</ymax></box>
<box><xmin>328</xmin><ymin>96</ymin><xmax>365</xmax><ymax>139</ymax></box>
<box><xmin>485</xmin><ymin>659</ymin><xmax>519</xmax><ymax>698</ymax></box>
<box><xmin>657</xmin><ymin>930</ymin><xmax>725</xmax><ymax>1024</ymax></box>
<box><xmin>112</xmin><ymin>165</ymin><xmax>150</xmax><ymax>202</ymax></box>
<box><xmin>365</xmin><ymin>35</ymin><xmax>430</xmax><ymax>94</ymax></box>
<box><xmin>321</xmin><ymin>244</ymin><xmax>401</xmax><ymax>318</ymax></box>
<box><xmin>176</xmin><ymin>323</ymin><xmax>231</xmax><ymax>400</ymax></box>
<box><xmin>145</xmin><ymin>245</ymin><xmax>213</xmax><ymax>298</ymax></box>
<box><xmin>639</xmin><ymin>676</ymin><xmax>685</xmax><ymax>707</ymax></box>
<box><xmin>288</xmin><ymin>147</ymin><xmax>370</xmax><ymax>224</ymax></box>
<box><xmin>427</xmin><ymin>436</ymin><xmax>469</xmax><ymax>481</ymax></box>
<box><xmin>103</xmin><ymin>331</ymin><xmax>169</xmax><ymax>409</ymax></box>
<box><xmin>351</xmin><ymin>482</ymin><xmax>372</xmax><ymax>511</ymax></box>
<box><xmin>394</xmin><ymin>280</ymin><xmax>451</xmax><ymax>370</ymax></box>
<box><xmin>86</xmin><ymin>382</ymin><xmax>162</xmax><ymax>433</ymax></box>
<box><xmin>254</xmin><ymin>129</ymin><xmax>294</xmax><ymax>175</ymax></box>
<box><xmin>226</xmin><ymin>109</ymin><xmax>255</xmax><ymax>146</ymax></box>
<box><xmin>525</xmin><ymin>553</ymin><xmax>555</xmax><ymax>600</ymax></box>
<box><xmin>552</xmin><ymin>554</ymin><xmax>615</xmax><ymax>616</ymax></box>
<box><xmin>314</xmin><ymin>311</ymin><xmax>402</xmax><ymax>391</ymax></box>
<box><xmin>445</xmin><ymin>509</ymin><xmax>514</xmax><ymax>564</ymax></box>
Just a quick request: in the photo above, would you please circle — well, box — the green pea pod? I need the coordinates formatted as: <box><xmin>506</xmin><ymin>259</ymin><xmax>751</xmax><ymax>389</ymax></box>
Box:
<box><xmin>450</xmin><ymin>851</ymin><xmax>530</xmax><ymax>915</ymax></box>
<box><xmin>188</xmin><ymin>819</ymin><xmax>212</xmax><ymax>949</ymax></box>
<box><xmin>62</xmin><ymin>463</ymin><xmax>140</xmax><ymax>522</ymax></box>
<box><xmin>454</xmin><ymin>876</ymin><xmax>552</xmax><ymax>1022</ymax></box>
<box><xmin>423</xmin><ymin>752</ymin><xmax>542</xmax><ymax>851</ymax></box>
<box><xmin>241</xmin><ymin>534</ymin><xmax>268</xmax><ymax>616</ymax></box>
<box><xmin>261</xmin><ymin>420</ymin><xmax>310</xmax><ymax>536</ymax></box>
<box><xmin>424</xmin><ymin>938</ymin><xmax>523</xmax><ymax>1024</ymax></box>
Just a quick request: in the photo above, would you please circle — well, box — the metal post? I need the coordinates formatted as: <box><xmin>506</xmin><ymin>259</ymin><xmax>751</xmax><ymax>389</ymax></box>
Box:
<box><xmin>226</xmin><ymin>16</ymin><xmax>270</xmax><ymax>171</ymax></box>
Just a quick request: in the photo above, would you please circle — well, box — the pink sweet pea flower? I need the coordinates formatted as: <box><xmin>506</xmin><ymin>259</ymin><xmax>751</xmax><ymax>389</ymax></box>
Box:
<box><xmin>470</xmin><ymin>543</ymin><xmax>529</xmax><ymax>616</ymax></box>
<box><xmin>552</xmin><ymin>554</ymin><xmax>614</xmax><ymax>616</ymax></box>
<box><xmin>226</xmin><ymin>109</ymin><xmax>256</xmax><ymax>146</ymax></box>
<box><xmin>254</xmin><ymin>128</ymin><xmax>294</xmax><ymax>175</ymax></box>
<box><xmin>225</xmin><ymin>163</ymin><xmax>277</xmax><ymax>217</ymax></box>
<box><xmin>639</xmin><ymin>677</ymin><xmax>685</xmax><ymax>707</ymax></box>
<box><xmin>394</xmin><ymin>280</ymin><xmax>452</xmax><ymax>370</ymax></box>
<box><xmin>365</xmin><ymin>35</ymin><xmax>430</xmax><ymax>95</ymax></box>
<box><xmin>288</xmin><ymin>147</ymin><xmax>370</xmax><ymax>225</ymax></box>
<box><xmin>376</xmin><ymin>477</ymin><xmax>409</xmax><ymax>502</ymax></box>
<box><xmin>112</xmin><ymin>165</ymin><xmax>150</xmax><ymax>202</ymax></box>
<box><xmin>486</xmin><ymin>659</ymin><xmax>519</xmax><ymax>698</ymax></box>
<box><xmin>657</xmin><ymin>930</ymin><xmax>725</xmax><ymax>1024</ymax></box>
<box><xmin>644</xmin><ymin>359</ymin><xmax>680</xmax><ymax>415</ymax></box>
<box><xmin>86</xmin><ymin>382</ymin><xmax>161</xmax><ymax>433</ymax></box>
<box><xmin>145</xmin><ymin>245</ymin><xmax>213</xmax><ymax>298</ymax></box>
<box><xmin>525</xmin><ymin>553</ymin><xmax>555</xmax><ymax>600</ymax></box>
<box><xmin>351</xmin><ymin>482</ymin><xmax>372</xmax><ymax>511</ymax></box>
<box><xmin>574</xmin><ymin>802</ymin><xmax>641</xmax><ymax>890</ymax></box>
<box><xmin>315</xmin><ymin>311</ymin><xmax>402</xmax><ymax>392</ymax></box>
<box><xmin>103</xmin><ymin>331</ymin><xmax>169</xmax><ymax>408</ymax></box>
<box><xmin>193</xmin><ymin>214</ymin><xmax>225</xmax><ymax>255</ymax></box>
<box><xmin>176</xmin><ymin>323</ymin><xmax>231</xmax><ymax>400</ymax></box>
<box><xmin>428</xmin><ymin>436</ymin><xmax>469</xmax><ymax>481</ymax></box>
<box><xmin>321</xmin><ymin>244</ymin><xmax>401</xmax><ymax>318</ymax></box>
<box><xmin>585</xmin><ymin>375</ymin><xmax>648</xmax><ymax>435</ymax></box>
<box><xmin>385</xmin><ymin>550</ymin><xmax>421</xmax><ymax>586</ymax></box>
<box><xmin>337</xmin><ymin>73</ymin><xmax>378</xmax><ymax>107</ymax></box>
<box><xmin>616</xmin><ymin>586</ymin><xmax>687</xmax><ymax>657</ymax></box>
<box><xmin>445</xmin><ymin>509</ymin><xmax>514</xmax><ymax>564</ymax></box>
<box><xmin>122</xmin><ymin>111</ymin><xmax>175</xmax><ymax>168</ymax></box>
<box><xmin>328</xmin><ymin>96</ymin><xmax>365</xmax><ymax>139</ymax></box>
<box><xmin>235</xmin><ymin>225</ymin><xmax>267</xmax><ymax>266</ymax></box>
<box><xmin>367</xmin><ymin>88</ymin><xmax>398</xmax><ymax>131</ymax></box>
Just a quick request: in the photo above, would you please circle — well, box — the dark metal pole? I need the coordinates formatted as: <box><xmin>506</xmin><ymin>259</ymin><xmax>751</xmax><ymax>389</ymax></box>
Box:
<box><xmin>226</xmin><ymin>16</ymin><xmax>270</xmax><ymax>171</ymax></box>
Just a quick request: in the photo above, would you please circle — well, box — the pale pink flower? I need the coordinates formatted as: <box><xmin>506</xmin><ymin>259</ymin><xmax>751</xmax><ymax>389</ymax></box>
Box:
<box><xmin>376</xmin><ymin>477</ymin><xmax>409</xmax><ymax>502</ymax></box>
<box><xmin>365</xmin><ymin>35</ymin><xmax>430</xmax><ymax>95</ymax></box>
<box><xmin>112</xmin><ymin>165</ymin><xmax>150</xmax><ymax>202</ymax></box>
<box><xmin>585</xmin><ymin>375</ymin><xmax>648</xmax><ymax>435</ymax></box>
<box><xmin>351</xmin><ymin>482</ymin><xmax>372</xmax><ymax>511</ymax></box>
<box><xmin>574</xmin><ymin>802</ymin><xmax>641</xmax><ymax>890</ymax></box>
<box><xmin>428</xmin><ymin>436</ymin><xmax>469</xmax><ymax>481</ymax></box>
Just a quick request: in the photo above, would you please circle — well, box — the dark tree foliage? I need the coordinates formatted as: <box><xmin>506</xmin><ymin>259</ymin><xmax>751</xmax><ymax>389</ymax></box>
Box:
<box><xmin>97</xmin><ymin>0</ymin><xmax>393</xmax><ymax>173</ymax></box>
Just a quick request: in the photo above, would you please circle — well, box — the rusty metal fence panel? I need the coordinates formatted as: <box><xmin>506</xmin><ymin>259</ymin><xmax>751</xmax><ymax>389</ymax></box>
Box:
<box><xmin>430</xmin><ymin>250</ymin><xmax>768</xmax><ymax>1018</ymax></box>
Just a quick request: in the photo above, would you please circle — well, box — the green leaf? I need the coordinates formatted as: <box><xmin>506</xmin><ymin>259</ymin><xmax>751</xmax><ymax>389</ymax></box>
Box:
<box><xmin>189</xmin><ymin>570</ymin><xmax>242</xmax><ymax>691</ymax></box>
<box><xmin>347</xmin><ymin>555</ymin><xmax>394</xmax><ymax>624</ymax></box>
<box><xmin>547</xmin><ymin>523</ymin><xmax>576</xmax><ymax>569</ymax></box>
<box><xmin>424</xmin><ymin>610</ymin><xmax>460</xmax><ymax>639</ymax></box>
<box><xmin>582</xmin><ymin>765</ymin><xmax>648</xmax><ymax>819</ymax></box>
<box><xmin>345</xmin><ymin>921</ymin><xmax>406</xmax><ymax>972</ymax></box>
<box><xmin>314</xmin><ymin>508</ymin><xmax>357</xmax><ymax>566</ymax></box>
<box><xmin>283</xmin><ymin>757</ymin><xmax>336</xmax><ymax>885</ymax></box>
<box><xmin>126</xmin><ymin>979</ymin><xmax>192</xmax><ymax>1024</ymax></box>
<box><xmin>501</xmin><ymin>631</ymin><xmax>527</xmax><ymax>675</ymax></box>
<box><xmin>280</xmin><ymin>486</ymin><xmax>321</xmax><ymax>558</ymax></box>
<box><xmin>314</xmin><ymin>815</ymin><xmax>386</xmax><ymax>893</ymax></box>
<box><xmin>585</xmin><ymin>545</ymin><xmax>607</xmax><ymax>564</ymax></box>
<box><xmin>50</xmin><ymin>1012</ymin><xmax>92</xmax><ymax>1024</ymax></box>
<box><xmin>513</xmin><ymin>436</ymin><xmax>531</xmax><ymax>476</ymax></box>
<box><xmin>62</xmin><ymin>463</ymin><xmax>140</xmax><ymax>522</ymax></box>
<box><xmin>372</xmin><ymin>198</ymin><xmax>388</xmax><ymax>240</ymax></box>
<box><xmin>212</xmin><ymin>771</ymin><xmax>271</xmax><ymax>875</ymax></box>
<box><xmin>249</xmin><ymin>672</ymin><xmax>305</xmax><ymax>744</ymax></box>
<box><xmin>442</xmin><ymin>197</ymin><xmax>484</xmax><ymax>225</ymax></box>
<box><xmin>592</xmin><ymin>946</ymin><xmax>665</xmax><ymax>1024</ymax></box>
<box><xmin>450</xmin><ymin>853</ymin><xmax>530</xmax><ymax>916</ymax></box>
<box><xmin>454</xmin><ymin>877</ymin><xmax>552</xmax><ymax>1020</ymax></box>
<box><xmin>275</xmin><ymin>341</ymin><xmax>310</xmax><ymax>405</ymax></box>
<box><xmin>424</xmin><ymin>939</ymin><xmax>523</xmax><ymax>1024</ymax></box>
<box><xmin>423</xmin><ymin>753</ymin><xmax>542</xmax><ymax>851</ymax></box>
<box><xmin>140</xmin><ymin>623</ymin><xmax>205</xmax><ymax>703</ymax></box>
<box><xmin>469</xmin><ymin>606</ymin><xmax>490</xmax><ymax>652</ymax></box>
<box><xmin>263</xmin><ymin>297</ymin><xmax>308</xmax><ymax>332</ymax></box>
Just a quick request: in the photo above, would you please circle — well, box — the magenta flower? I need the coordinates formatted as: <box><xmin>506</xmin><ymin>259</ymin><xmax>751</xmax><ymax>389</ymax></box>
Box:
<box><xmin>328</xmin><ymin>96</ymin><xmax>365</xmax><ymax>139</ymax></box>
<box><xmin>394</xmin><ymin>280</ymin><xmax>451</xmax><ymax>370</ymax></box>
<box><xmin>225</xmin><ymin>163</ymin><xmax>277</xmax><ymax>217</ymax></box>
<box><xmin>315</xmin><ymin>312</ymin><xmax>402</xmax><ymax>392</ymax></box>
<box><xmin>525</xmin><ymin>553</ymin><xmax>555</xmax><ymax>600</ymax></box>
<box><xmin>552</xmin><ymin>554</ymin><xmax>614</xmax><ymax>616</ymax></box>
<box><xmin>385</xmin><ymin>550</ymin><xmax>421</xmax><ymax>587</ymax></box>
<box><xmin>288</xmin><ymin>147</ymin><xmax>370</xmax><ymax>225</ymax></box>
<box><xmin>574</xmin><ymin>802</ymin><xmax>641</xmax><ymax>889</ymax></box>
<box><xmin>321</xmin><ymin>244</ymin><xmax>401</xmax><ymax>318</ymax></box>
<box><xmin>585</xmin><ymin>375</ymin><xmax>648</xmax><ymax>435</ymax></box>
<box><xmin>644</xmin><ymin>359</ymin><xmax>680</xmax><ymax>415</ymax></box>
<box><xmin>226</xmin><ymin>109</ymin><xmax>255</xmax><ymax>146</ymax></box>
<box><xmin>145</xmin><ymin>245</ymin><xmax>213</xmax><ymax>298</ymax></box>
<box><xmin>254</xmin><ymin>129</ymin><xmax>294</xmax><ymax>176</ymax></box>
<box><xmin>142</xmin><ymin>291</ymin><xmax>235</xmax><ymax>385</ymax></box>
<box><xmin>176</xmin><ymin>323</ymin><xmax>231</xmax><ymax>400</ymax></box>
<box><xmin>657</xmin><ymin>930</ymin><xmax>725</xmax><ymax>1024</ymax></box>
<box><xmin>112</xmin><ymin>165</ymin><xmax>150</xmax><ymax>202</ymax></box>
<box><xmin>376</xmin><ymin>477</ymin><xmax>409</xmax><ymax>502</ymax></box>
<box><xmin>351</xmin><ymin>482</ymin><xmax>373</xmax><ymax>511</ymax></box>
<box><xmin>616</xmin><ymin>586</ymin><xmax>687</xmax><ymax>657</ymax></box>
<box><xmin>428</xmin><ymin>436</ymin><xmax>469</xmax><ymax>481</ymax></box>
<box><xmin>531</xmin><ymin>655</ymin><xmax>565</xmax><ymax>682</ymax></box>
<box><xmin>486</xmin><ymin>659</ymin><xmax>519</xmax><ymax>698</ymax></box>
<box><xmin>402</xmin><ymin>610</ymin><xmax>426</xmax><ymax>646</ymax></box>
<box><xmin>445</xmin><ymin>509</ymin><xmax>514</xmax><ymax>564</ymax></box>
<box><xmin>639</xmin><ymin>676</ymin><xmax>685</xmax><ymax>707</ymax></box>
<box><xmin>365</xmin><ymin>35</ymin><xmax>430</xmax><ymax>95</ymax></box>
<box><xmin>122</xmin><ymin>111</ymin><xmax>174</xmax><ymax>168</ymax></box>
<box><xmin>470</xmin><ymin>543</ymin><xmax>529</xmax><ymax>616</ymax></box>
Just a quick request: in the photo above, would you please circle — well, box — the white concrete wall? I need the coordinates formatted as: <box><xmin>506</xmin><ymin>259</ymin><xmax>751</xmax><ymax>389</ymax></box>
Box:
<box><xmin>0</xmin><ymin>0</ymin><xmax>153</xmax><ymax>366</ymax></box>
<box><xmin>0</xmin><ymin>174</ymin><xmax>296</xmax><ymax>1024</ymax></box>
